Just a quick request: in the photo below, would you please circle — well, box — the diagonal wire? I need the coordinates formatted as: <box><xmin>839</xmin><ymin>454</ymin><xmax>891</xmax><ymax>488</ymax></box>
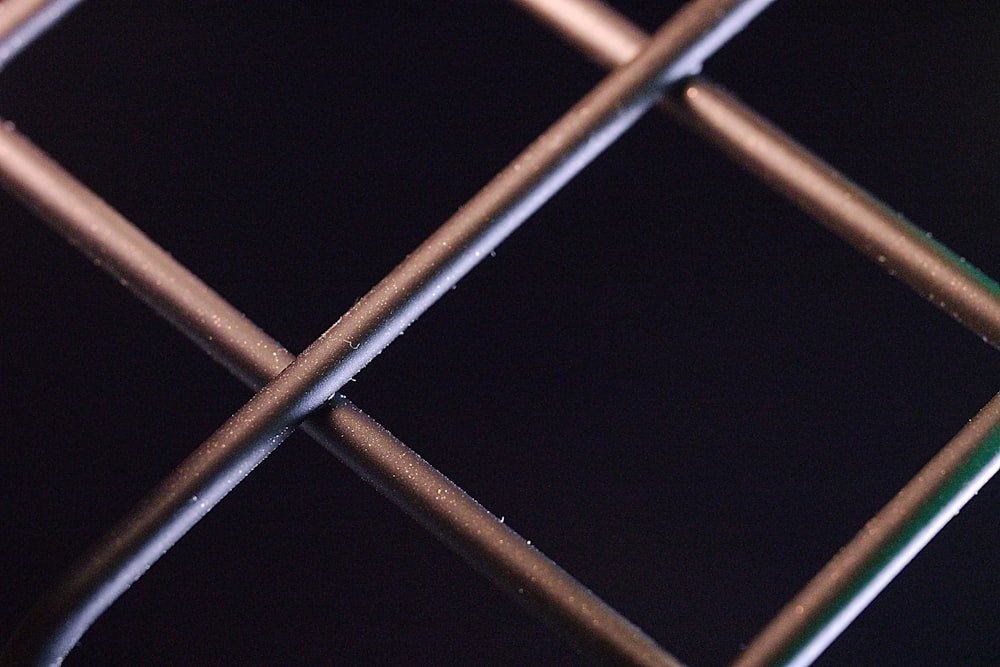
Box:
<box><xmin>727</xmin><ymin>399</ymin><xmax>1000</xmax><ymax>660</ymax></box>
<box><xmin>0</xmin><ymin>0</ymin><xmax>777</xmax><ymax>664</ymax></box>
<box><xmin>510</xmin><ymin>0</ymin><xmax>1000</xmax><ymax>664</ymax></box>
<box><xmin>513</xmin><ymin>0</ymin><xmax>1000</xmax><ymax>348</ymax></box>
<box><xmin>668</xmin><ymin>79</ymin><xmax>1000</xmax><ymax>347</ymax></box>
<box><xmin>0</xmin><ymin>0</ymin><xmax>82</xmax><ymax>71</ymax></box>
<box><xmin>0</xmin><ymin>112</ymin><xmax>676</xmax><ymax>667</ymax></box>
<box><xmin>16</xmin><ymin>0</ymin><xmax>996</xmax><ymax>664</ymax></box>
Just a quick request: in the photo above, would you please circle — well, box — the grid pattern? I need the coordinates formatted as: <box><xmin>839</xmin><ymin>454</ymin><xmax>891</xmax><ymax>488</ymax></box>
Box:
<box><xmin>2</xmin><ymin>1</ymin><xmax>998</xmax><ymax>665</ymax></box>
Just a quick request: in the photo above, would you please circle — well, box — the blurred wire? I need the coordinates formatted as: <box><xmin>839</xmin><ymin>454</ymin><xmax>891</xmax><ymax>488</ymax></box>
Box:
<box><xmin>0</xmin><ymin>0</ymin><xmax>82</xmax><ymax>70</ymax></box>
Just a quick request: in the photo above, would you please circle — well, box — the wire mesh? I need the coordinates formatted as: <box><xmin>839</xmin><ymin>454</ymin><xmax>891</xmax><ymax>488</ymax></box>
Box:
<box><xmin>1</xmin><ymin>1</ymin><xmax>998</xmax><ymax>665</ymax></box>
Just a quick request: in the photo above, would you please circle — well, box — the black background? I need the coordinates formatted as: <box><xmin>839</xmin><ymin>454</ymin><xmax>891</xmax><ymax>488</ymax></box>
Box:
<box><xmin>1</xmin><ymin>1</ymin><xmax>998</xmax><ymax>665</ymax></box>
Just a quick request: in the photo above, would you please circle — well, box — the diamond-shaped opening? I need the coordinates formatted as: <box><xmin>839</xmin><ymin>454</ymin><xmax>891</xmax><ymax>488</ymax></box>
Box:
<box><xmin>1</xmin><ymin>2</ymin><xmax>998</xmax><ymax>665</ymax></box>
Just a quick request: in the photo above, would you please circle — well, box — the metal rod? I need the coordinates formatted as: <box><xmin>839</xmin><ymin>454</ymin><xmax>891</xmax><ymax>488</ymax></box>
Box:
<box><xmin>0</xmin><ymin>122</ymin><xmax>292</xmax><ymax>390</ymax></box>
<box><xmin>0</xmin><ymin>1</ymin><xmax>775</xmax><ymax>663</ymax></box>
<box><xmin>670</xmin><ymin>80</ymin><xmax>1000</xmax><ymax>348</ymax></box>
<box><xmin>730</xmin><ymin>393</ymin><xmax>1000</xmax><ymax>667</ymax></box>
<box><xmin>0</xmin><ymin>116</ymin><xmax>679</xmax><ymax>667</ymax></box>
<box><xmin>512</xmin><ymin>0</ymin><xmax>1000</xmax><ymax>349</ymax></box>
<box><xmin>511</xmin><ymin>0</ymin><xmax>1000</xmax><ymax>664</ymax></box>
<box><xmin>323</xmin><ymin>395</ymin><xmax>682</xmax><ymax>667</ymax></box>
<box><xmin>0</xmin><ymin>0</ymin><xmax>84</xmax><ymax>70</ymax></box>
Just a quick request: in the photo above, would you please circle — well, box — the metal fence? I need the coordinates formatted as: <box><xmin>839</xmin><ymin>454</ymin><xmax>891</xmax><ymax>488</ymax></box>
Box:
<box><xmin>2</xmin><ymin>1</ymin><xmax>998</xmax><ymax>664</ymax></box>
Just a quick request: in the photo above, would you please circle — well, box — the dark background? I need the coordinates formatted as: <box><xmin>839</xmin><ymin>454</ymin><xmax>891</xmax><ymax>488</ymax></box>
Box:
<box><xmin>1</xmin><ymin>1</ymin><xmax>998</xmax><ymax>665</ymax></box>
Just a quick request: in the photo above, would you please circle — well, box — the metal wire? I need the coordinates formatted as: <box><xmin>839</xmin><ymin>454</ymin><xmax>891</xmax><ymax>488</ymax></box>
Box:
<box><xmin>2</xmin><ymin>0</ymin><xmax>997</xmax><ymax>665</ymax></box>
<box><xmin>0</xmin><ymin>1</ymin><xmax>776</xmax><ymax>664</ymax></box>
<box><xmin>0</xmin><ymin>110</ymin><xmax>675</xmax><ymax>667</ymax></box>
<box><xmin>513</xmin><ymin>0</ymin><xmax>1000</xmax><ymax>350</ymax></box>
<box><xmin>729</xmin><ymin>393</ymin><xmax>1000</xmax><ymax>663</ymax></box>
<box><xmin>0</xmin><ymin>0</ymin><xmax>82</xmax><ymax>70</ymax></box>
<box><xmin>512</xmin><ymin>0</ymin><xmax>1000</xmax><ymax>663</ymax></box>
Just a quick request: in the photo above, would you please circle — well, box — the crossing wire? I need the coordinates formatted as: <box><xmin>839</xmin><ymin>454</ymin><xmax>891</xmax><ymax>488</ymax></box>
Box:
<box><xmin>0</xmin><ymin>93</ymin><xmax>674</xmax><ymax>667</ymax></box>
<box><xmin>510</xmin><ymin>2</ymin><xmax>1000</xmax><ymax>662</ymax></box>
<box><xmin>0</xmin><ymin>1</ymin><xmax>774</xmax><ymax>665</ymax></box>
<box><xmin>0</xmin><ymin>1</ymin><xmax>997</xmax><ymax>666</ymax></box>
